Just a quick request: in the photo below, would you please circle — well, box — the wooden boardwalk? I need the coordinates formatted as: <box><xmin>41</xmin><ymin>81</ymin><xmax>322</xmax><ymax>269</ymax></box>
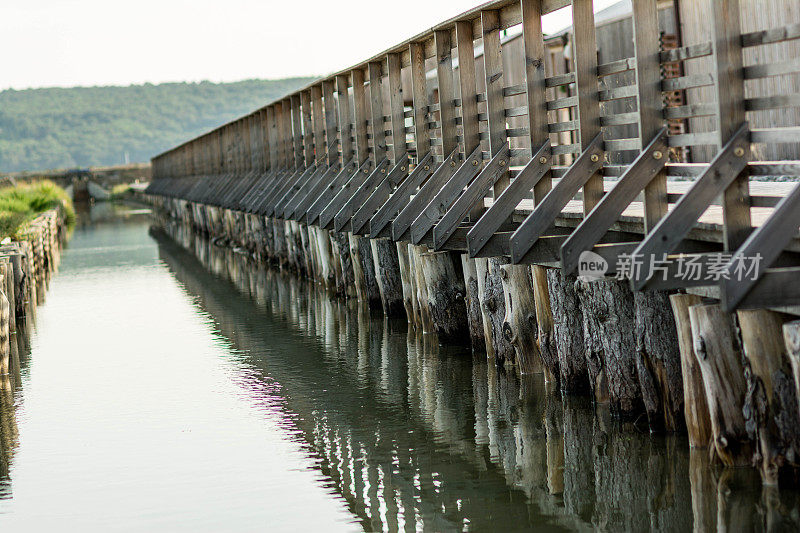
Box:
<box><xmin>146</xmin><ymin>0</ymin><xmax>800</xmax><ymax>486</ymax></box>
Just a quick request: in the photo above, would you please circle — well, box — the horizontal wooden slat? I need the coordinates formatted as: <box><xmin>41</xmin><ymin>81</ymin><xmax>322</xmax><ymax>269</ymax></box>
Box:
<box><xmin>741</xmin><ymin>22</ymin><xmax>800</xmax><ymax>48</ymax></box>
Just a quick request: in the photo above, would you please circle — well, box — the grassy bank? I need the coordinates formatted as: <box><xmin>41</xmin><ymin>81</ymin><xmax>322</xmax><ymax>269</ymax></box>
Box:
<box><xmin>0</xmin><ymin>181</ymin><xmax>75</xmax><ymax>239</ymax></box>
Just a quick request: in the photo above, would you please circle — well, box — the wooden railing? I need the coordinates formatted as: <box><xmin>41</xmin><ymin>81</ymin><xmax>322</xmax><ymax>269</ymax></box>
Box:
<box><xmin>147</xmin><ymin>0</ymin><xmax>800</xmax><ymax>311</ymax></box>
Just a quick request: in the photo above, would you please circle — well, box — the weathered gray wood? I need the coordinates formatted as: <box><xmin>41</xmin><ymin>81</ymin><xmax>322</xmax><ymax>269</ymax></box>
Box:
<box><xmin>467</xmin><ymin>141</ymin><xmax>551</xmax><ymax>257</ymax></box>
<box><xmin>410</xmin><ymin>144</ymin><xmax>484</xmax><ymax>244</ymax></box>
<box><xmin>509</xmin><ymin>133</ymin><xmax>604</xmax><ymax>264</ymax></box>
<box><xmin>670</xmin><ymin>293</ymin><xmax>713</xmax><ymax>447</ymax></box>
<box><xmin>306</xmin><ymin>160</ymin><xmax>359</xmax><ymax>224</ymax></box>
<box><xmin>434</xmin><ymin>29</ymin><xmax>457</xmax><ymax>160</ymax></box>
<box><xmin>689</xmin><ymin>303</ymin><xmax>751</xmax><ymax>466</ymax></box>
<box><xmin>392</xmin><ymin>148</ymin><xmax>459</xmax><ymax>241</ymax></box>
<box><xmin>461</xmin><ymin>255</ymin><xmax>485</xmax><ymax>349</ymax></box>
<box><xmin>318</xmin><ymin>159</ymin><xmax>373</xmax><ymax>228</ymax></box>
<box><xmin>408</xmin><ymin>42</ymin><xmax>430</xmax><ymax>159</ymax></box>
<box><xmin>386</xmin><ymin>53</ymin><xmax>406</xmax><ymax>163</ymax></box>
<box><xmin>572</xmin><ymin>0</ymin><xmax>603</xmax><ymax>215</ymax></box>
<box><xmin>722</xmin><ymin>183</ymin><xmax>800</xmax><ymax>311</ymax></box>
<box><xmin>433</xmin><ymin>145</ymin><xmax>509</xmax><ymax>250</ymax></box>
<box><xmin>561</xmin><ymin>128</ymin><xmax>668</xmax><ymax>274</ymax></box>
<box><xmin>737</xmin><ymin>309</ymin><xmax>800</xmax><ymax>485</ymax></box>
<box><xmin>369</xmin><ymin>153</ymin><xmax>433</xmax><ymax>238</ymax></box>
<box><xmin>738</xmin><ymin>268</ymin><xmax>800</xmax><ymax>309</ymax></box>
<box><xmin>481</xmin><ymin>9</ymin><xmax>509</xmax><ymax>196</ymax></box>
<box><xmin>371</xmin><ymin>238</ymin><xmax>406</xmax><ymax>318</ymax></box>
<box><xmin>631</xmin><ymin>124</ymin><xmax>750</xmax><ymax>290</ymax></box>
<box><xmin>351</xmin><ymin>155</ymin><xmax>409</xmax><ymax>235</ymax></box>
<box><xmin>333</xmin><ymin>157</ymin><xmax>390</xmax><ymax>232</ymax></box>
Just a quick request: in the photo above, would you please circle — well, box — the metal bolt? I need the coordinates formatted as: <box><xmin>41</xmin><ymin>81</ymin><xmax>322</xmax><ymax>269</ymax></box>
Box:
<box><xmin>653</xmin><ymin>150</ymin><xmax>663</xmax><ymax>160</ymax></box>
<box><xmin>590</xmin><ymin>154</ymin><xmax>600</xmax><ymax>162</ymax></box>
<box><xmin>539</xmin><ymin>156</ymin><xmax>547</xmax><ymax>164</ymax></box>
<box><xmin>499</xmin><ymin>160</ymin><xmax>506</xmax><ymax>166</ymax></box>
<box><xmin>401</xmin><ymin>166</ymin><xmax>406</xmax><ymax>171</ymax></box>
<box><xmin>451</xmin><ymin>161</ymin><xmax>456</xmax><ymax>167</ymax></box>
<box><xmin>472</xmin><ymin>160</ymin><xmax>479</xmax><ymax>166</ymax></box>
<box><xmin>381</xmin><ymin>168</ymin><xmax>386</xmax><ymax>173</ymax></box>
<box><xmin>424</xmin><ymin>165</ymin><xmax>430</xmax><ymax>170</ymax></box>
<box><xmin>734</xmin><ymin>147</ymin><xmax>745</xmax><ymax>157</ymax></box>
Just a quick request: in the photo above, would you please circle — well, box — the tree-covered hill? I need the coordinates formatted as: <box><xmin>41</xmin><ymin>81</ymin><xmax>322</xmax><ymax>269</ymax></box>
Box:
<box><xmin>0</xmin><ymin>78</ymin><xmax>316</xmax><ymax>173</ymax></box>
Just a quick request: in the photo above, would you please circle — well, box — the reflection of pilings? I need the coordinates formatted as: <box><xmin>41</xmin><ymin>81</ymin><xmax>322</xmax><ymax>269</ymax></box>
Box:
<box><xmin>153</xmin><ymin>222</ymin><xmax>800</xmax><ymax>532</ymax></box>
<box><xmin>154</xmin><ymin>224</ymin><xmax>575</xmax><ymax>530</ymax></box>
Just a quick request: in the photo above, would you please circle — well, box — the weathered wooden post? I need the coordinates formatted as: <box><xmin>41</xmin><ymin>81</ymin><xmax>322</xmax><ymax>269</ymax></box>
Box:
<box><xmin>689</xmin><ymin>303</ymin><xmax>751</xmax><ymax>466</ymax></box>
<box><xmin>368</xmin><ymin>54</ymin><xmax>407</xmax><ymax>318</ymax></box>
<box><xmin>738</xmin><ymin>310</ymin><xmax>800</xmax><ymax>485</ymax></box>
<box><xmin>670</xmin><ymin>293</ymin><xmax>713</xmax><ymax>448</ymax></box>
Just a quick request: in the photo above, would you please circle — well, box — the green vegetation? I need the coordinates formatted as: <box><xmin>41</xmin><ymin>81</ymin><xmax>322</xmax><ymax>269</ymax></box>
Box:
<box><xmin>0</xmin><ymin>78</ymin><xmax>316</xmax><ymax>173</ymax></box>
<box><xmin>0</xmin><ymin>181</ymin><xmax>75</xmax><ymax>238</ymax></box>
<box><xmin>110</xmin><ymin>183</ymin><xmax>132</xmax><ymax>199</ymax></box>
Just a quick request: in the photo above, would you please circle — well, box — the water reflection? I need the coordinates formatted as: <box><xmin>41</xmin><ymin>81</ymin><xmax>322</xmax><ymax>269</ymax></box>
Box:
<box><xmin>154</xmin><ymin>220</ymin><xmax>800</xmax><ymax>532</ymax></box>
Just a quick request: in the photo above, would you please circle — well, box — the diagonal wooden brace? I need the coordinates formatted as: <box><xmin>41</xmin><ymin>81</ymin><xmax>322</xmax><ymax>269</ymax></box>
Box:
<box><xmin>561</xmin><ymin>127</ymin><xmax>669</xmax><ymax>274</ymax></box>
<box><xmin>432</xmin><ymin>145</ymin><xmax>509</xmax><ymax>250</ymax></box>
<box><xmin>305</xmin><ymin>160</ymin><xmax>361</xmax><ymax>225</ymax></box>
<box><xmin>351</xmin><ymin>154</ymin><xmax>410</xmax><ymax>235</ymax></box>
<box><xmin>392</xmin><ymin>148</ymin><xmax>459</xmax><ymax>241</ymax></box>
<box><xmin>410</xmin><ymin>144</ymin><xmax>485</xmax><ymax>244</ymax></box>
<box><xmin>630</xmin><ymin>122</ymin><xmax>750</xmax><ymax>290</ymax></box>
<box><xmin>722</xmin><ymin>182</ymin><xmax>800</xmax><ymax>311</ymax></box>
<box><xmin>467</xmin><ymin>140</ymin><xmax>551</xmax><ymax>257</ymax></box>
<box><xmin>319</xmin><ymin>158</ymin><xmax>375</xmax><ymax>229</ymax></box>
<box><xmin>334</xmin><ymin>157</ymin><xmax>391</xmax><ymax>232</ymax></box>
<box><xmin>368</xmin><ymin>152</ymin><xmax>434</xmax><ymax>239</ymax></box>
<box><xmin>509</xmin><ymin>133</ymin><xmax>604</xmax><ymax>264</ymax></box>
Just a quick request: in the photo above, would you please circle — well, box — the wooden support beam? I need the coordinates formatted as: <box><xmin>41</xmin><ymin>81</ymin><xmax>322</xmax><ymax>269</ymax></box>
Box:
<box><xmin>311</xmin><ymin>84</ymin><xmax>326</xmax><ymax>166</ymax></box>
<box><xmin>467</xmin><ymin>141</ymin><xmax>550</xmax><ymax>257</ymax></box>
<box><xmin>481</xmin><ymin>9</ymin><xmax>509</xmax><ymax>196</ymax></box>
<box><xmin>392</xmin><ymin>148</ymin><xmax>459</xmax><ymax>241</ymax></box>
<box><xmin>334</xmin><ymin>157</ymin><xmax>391</xmax><ymax>232</ymax></box>
<box><xmin>323</xmin><ymin>80</ymin><xmax>339</xmax><ymax>166</ymax></box>
<box><xmin>722</xmin><ymin>183</ymin><xmax>800</xmax><ymax>311</ymax></box>
<box><xmin>305</xmin><ymin>161</ymin><xmax>358</xmax><ymax>224</ymax></box>
<box><xmin>521</xmin><ymin>0</ymin><xmax>551</xmax><ymax>205</ymax></box>
<box><xmin>410</xmin><ymin>144</ymin><xmax>484</xmax><ymax>244</ymax></box>
<box><xmin>433</xmin><ymin>146</ymin><xmax>509</xmax><ymax>250</ymax></box>
<box><xmin>630</xmin><ymin>124</ymin><xmax>750</xmax><ymax>289</ymax></box>
<box><xmin>409</xmin><ymin>42</ymin><xmax>430</xmax><ymax>159</ymax></box>
<box><xmin>509</xmin><ymin>133</ymin><xmax>604</xmax><ymax>264</ymax></box>
<box><xmin>301</xmin><ymin>90</ymin><xmax>315</xmax><ymax>167</ymax></box>
<box><xmin>572</xmin><ymin>0</ymin><xmax>603</xmax><ymax>215</ymax></box>
<box><xmin>387</xmin><ymin>53</ymin><xmax>406</xmax><ymax>163</ymax></box>
<box><xmin>352</xmin><ymin>68</ymin><xmax>369</xmax><ymax>166</ymax></box>
<box><xmin>368</xmin><ymin>153</ymin><xmax>433</xmax><ymax>238</ymax></box>
<box><xmin>435</xmin><ymin>29</ymin><xmax>457</xmax><ymax>160</ymax></box>
<box><xmin>560</xmin><ymin>128</ymin><xmax>668</xmax><ymax>274</ymax></box>
<box><xmin>336</xmin><ymin>74</ymin><xmax>355</xmax><ymax>165</ymax></box>
<box><xmin>368</xmin><ymin>62</ymin><xmax>386</xmax><ymax>163</ymax></box>
<box><xmin>351</xmin><ymin>154</ymin><xmax>410</xmax><ymax>234</ymax></box>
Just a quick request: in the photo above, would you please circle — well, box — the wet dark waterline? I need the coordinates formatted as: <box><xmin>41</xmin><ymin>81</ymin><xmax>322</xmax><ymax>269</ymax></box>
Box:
<box><xmin>1</xmin><ymin>203</ymin><xmax>800</xmax><ymax>531</ymax></box>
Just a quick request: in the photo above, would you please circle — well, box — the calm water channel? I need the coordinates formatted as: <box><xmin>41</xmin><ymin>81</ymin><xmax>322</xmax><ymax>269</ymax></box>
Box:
<box><xmin>1</xmin><ymin>202</ymin><xmax>800</xmax><ymax>531</ymax></box>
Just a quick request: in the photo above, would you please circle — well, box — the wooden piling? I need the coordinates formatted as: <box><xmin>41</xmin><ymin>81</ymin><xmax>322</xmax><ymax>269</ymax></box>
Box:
<box><xmin>689</xmin><ymin>303</ymin><xmax>751</xmax><ymax>467</ymax></box>
<box><xmin>499</xmin><ymin>264</ymin><xmax>541</xmax><ymax>375</ymax></box>
<box><xmin>670</xmin><ymin>293</ymin><xmax>713</xmax><ymax>448</ymax></box>
<box><xmin>737</xmin><ymin>309</ymin><xmax>800</xmax><ymax>485</ymax></box>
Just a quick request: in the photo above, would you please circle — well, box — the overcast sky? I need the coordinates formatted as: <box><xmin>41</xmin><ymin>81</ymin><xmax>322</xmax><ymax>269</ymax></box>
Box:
<box><xmin>1</xmin><ymin>0</ymin><xmax>621</xmax><ymax>90</ymax></box>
